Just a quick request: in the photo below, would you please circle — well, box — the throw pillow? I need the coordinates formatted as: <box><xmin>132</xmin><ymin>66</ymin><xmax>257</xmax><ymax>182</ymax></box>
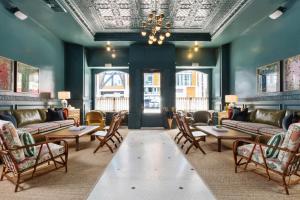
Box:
<box><xmin>47</xmin><ymin>108</ymin><xmax>64</xmax><ymax>121</ymax></box>
<box><xmin>231</xmin><ymin>107</ymin><xmax>241</xmax><ymax>120</ymax></box>
<box><xmin>0</xmin><ymin>113</ymin><xmax>17</xmax><ymax>127</ymax></box>
<box><xmin>277</xmin><ymin>123</ymin><xmax>300</xmax><ymax>170</ymax></box>
<box><xmin>0</xmin><ymin>120</ymin><xmax>26</xmax><ymax>163</ymax></box>
<box><xmin>282</xmin><ymin>113</ymin><xmax>293</xmax><ymax>131</ymax></box>
<box><xmin>231</xmin><ymin>108</ymin><xmax>248</xmax><ymax>121</ymax></box>
<box><xmin>18</xmin><ymin>129</ymin><xmax>36</xmax><ymax>157</ymax></box>
<box><xmin>55</xmin><ymin>108</ymin><xmax>67</xmax><ymax>119</ymax></box>
<box><xmin>265</xmin><ymin>132</ymin><xmax>285</xmax><ymax>158</ymax></box>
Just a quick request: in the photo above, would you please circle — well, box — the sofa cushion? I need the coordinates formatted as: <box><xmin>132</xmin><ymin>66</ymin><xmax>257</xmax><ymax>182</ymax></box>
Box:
<box><xmin>222</xmin><ymin>119</ymin><xmax>241</xmax><ymax>128</ymax></box>
<box><xmin>0</xmin><ymin>120</ymin><xmax>26</xmax><ymax>163</ymax></box>
<box><xmin>17</xmin><ymin>143</ymin><xmax>65</xmax><ymax>172</ymax></box>
<box><xmin>236</xmin><ymin>122</ymin><xmax>276</xmax><ymax>134</ymax></box>
<box><xmin>38</xmin><ymin>109</ymin><xmax>47</xmax><ymax>122</ymax></box>
<box><xmin>278</xmin><ymin>123</ymin><xmax>300</xmax><ymax>171</ymax></box>
<box><xmin>23</xmin><ymin>122</ymin><xmax>60</xmax><ymax>134</ymax></box>
<box><xmin>52</xmin><ymin>120</ymin><xmax>74</xmax><ymax>128</ymax></box>
<box><xmin>258</xmin><ymin>127</ymin><xmax>284</xmax><ymax>136</ymax></box>
<box><xmin>18</xmin><ymin>129</ymin><xmax>37</xmax><ymax>157</ymax></box>
<box><xmin>13</xmin><ymin>109</ymin><xmax>43</xmax><ymax>127</ymax></box>
<box><xmin>17</xmin><ymin>127</ymin><xmax>39</xmax><ymax>135</ymax></box>
<box><xmin>254</xmin><ymin>109</ymin><xmax>286</xmax><ymax>128</ymax></box>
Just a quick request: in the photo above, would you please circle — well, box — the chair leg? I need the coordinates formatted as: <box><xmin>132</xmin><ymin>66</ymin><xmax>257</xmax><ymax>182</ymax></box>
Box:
<box><xmin>14</xmin><ymin>174</ymin><xmax>20</xmax><ymax>192</ymax></box>
<box><xmin>0</xmin><ymin>165</ymin><xmax>6</xmax><ymax>181</ymax></box>
<box><xmin>174</xmin><ymin>132</ymin><xmax>181</xmax><ymax>141</ymax></box>
<box><xmin>177</xmin><ymin>135</ymin><xmax>184</xmax><ymax>144</ymax></box>
<box><xmin>105</xmin><ymin>143</ymin><xmax>114</xmax><ymax>153</ymax></box>
<box><xmin>94</xmin><ymin>140</ymin><xmax>104</xmax><ymax>153</ymax></box>
<box><xmin>116</xmin><ymin>131</ymin><xmax>123</xmax><ymax>141</ymax></box>
<box><xmin>114</xmin><ymin>135</ymin><xmax>121</xmax><ymax>143</ymax></box>
<box><xmin>233</xmin><ymin>151</ymin><xmax>238</xmax><ymax>173</ymax></box>
<box><xmin>185</xmin><ymin>143</ymin><xmax>194</xmax><ymax>154</ymax></box>
<box><xmin>181</xmin><ymin>139</ymin><xmax>188</xmax><ymax>149</ymax></box>
<box><xmin>195</xmin><ymin>142</ymin><xmax>206</xmax><ymax>155</ymax></box>
<box><xmin>282</xmin><ymin>175</ymin><xmax>289</xmax><ymax>195</ymax></box>
<box><xmin>110</xmin><ymin>138</ymin><xmax>118</xmax><ymax>148</ymax></box>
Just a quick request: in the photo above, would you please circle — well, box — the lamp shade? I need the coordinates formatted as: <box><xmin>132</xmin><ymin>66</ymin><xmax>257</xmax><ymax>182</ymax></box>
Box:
<box><xmin>58</xmin><ymin>91</ymin><xmax>70</xmax><ymax>100</ymax></box>
<box><xmin>225</xmin><ymin>95</ymin><xmax>238</xmax><ymax>103</ymax></box>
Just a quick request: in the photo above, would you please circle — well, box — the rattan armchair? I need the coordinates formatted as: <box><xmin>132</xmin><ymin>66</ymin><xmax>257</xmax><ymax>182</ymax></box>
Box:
<box><xmin>233</xmin><ymin>123</ymin><xmax>300</xmax><ymax>195</ymax></box>
<box><xmin>0</xmin><ymin>126</ymin><xmax>68</xmax><ymax>192</ymax></box>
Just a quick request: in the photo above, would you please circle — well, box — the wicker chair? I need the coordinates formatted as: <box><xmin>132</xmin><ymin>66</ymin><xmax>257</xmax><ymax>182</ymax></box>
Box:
<box><xmin>0</xmin><ymin>121</ymin><xmax>68</xmax><ymax>192</ymax></box>
<box><xmin>233</xmin><ymin>123</ymin><xmax>300</xmax><ymax>195</ymax></box>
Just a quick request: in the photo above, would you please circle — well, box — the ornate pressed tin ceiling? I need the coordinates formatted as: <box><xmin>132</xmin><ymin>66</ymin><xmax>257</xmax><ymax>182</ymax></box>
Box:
<box><xmin>63</xmin><ymin>0</ymin><xmax>251</xmax><ymax>37</ymax></box>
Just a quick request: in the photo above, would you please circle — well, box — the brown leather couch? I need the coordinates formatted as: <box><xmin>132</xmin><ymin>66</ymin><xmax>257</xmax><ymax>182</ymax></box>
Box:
<box><xmin>0</xmin><ymin>109</ymin><xmax>74</xmax><ymax>140</ymax></box>
<box><xmin>221</xmin><ymin>109</ymin><xmax>299</xmax><ymax>136</ymax></box>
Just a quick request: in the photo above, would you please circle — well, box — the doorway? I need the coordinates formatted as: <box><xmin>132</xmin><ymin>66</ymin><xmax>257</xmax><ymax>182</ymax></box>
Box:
<box><xmin>141</xmin><ymin>71</ymin><xmax>163</xmax><ymax>127</ymax></box>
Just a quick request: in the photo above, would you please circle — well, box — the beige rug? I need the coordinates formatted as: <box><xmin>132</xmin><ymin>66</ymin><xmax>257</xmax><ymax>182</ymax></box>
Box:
<box><xmin>0</xmin><ymin>129</ymin><xmax>299</xmax><ymax>200</ymax></box>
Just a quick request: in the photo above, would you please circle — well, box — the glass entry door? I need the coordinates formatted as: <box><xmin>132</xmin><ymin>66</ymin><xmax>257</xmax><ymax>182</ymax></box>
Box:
<box><xmin>141</xmin><ymin>71</ymin><xmax>163</xmax><ymax>127</ymax></box>
<box><xmin>143</xmin><ymin>72</ymin><xmax>161</xmax><ymax>113</ymax></box>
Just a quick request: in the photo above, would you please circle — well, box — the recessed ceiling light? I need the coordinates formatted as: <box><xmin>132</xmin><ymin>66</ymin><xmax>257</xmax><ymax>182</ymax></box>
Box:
<box><xmin>269</xmin><ymin>7</ymin><xmax>286</xmax><ymax>20</ymax></box>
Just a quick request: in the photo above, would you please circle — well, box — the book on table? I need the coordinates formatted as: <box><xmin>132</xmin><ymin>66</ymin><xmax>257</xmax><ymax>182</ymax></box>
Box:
<box><xmin>69</xmin><ymin>126</ymin><xmax>86</xmax><ymax>131</ymax></box>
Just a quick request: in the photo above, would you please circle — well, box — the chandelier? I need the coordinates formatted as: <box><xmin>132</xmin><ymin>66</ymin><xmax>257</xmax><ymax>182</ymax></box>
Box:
<box><xmin>141</xmin><ymin>9</ymin><xmax>171</xmax><ymax>45</ymax></box>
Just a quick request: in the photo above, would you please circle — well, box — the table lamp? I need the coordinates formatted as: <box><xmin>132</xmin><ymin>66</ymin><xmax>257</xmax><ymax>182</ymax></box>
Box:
<box><xmin>225</xmin><ymin>95</ymin><xmax>238</xmax><ymax>110</ymax></box>
<box><xmin>58</xmin><ymin>91</ymin><xmax>71</xmax><ymax>108</ymax></box>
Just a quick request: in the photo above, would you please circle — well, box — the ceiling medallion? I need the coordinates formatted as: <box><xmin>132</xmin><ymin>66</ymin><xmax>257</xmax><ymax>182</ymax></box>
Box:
<box><xmin>141</xmin><ymin>2</ymin><xmax>171</xmax><ymax>45</ymax></box>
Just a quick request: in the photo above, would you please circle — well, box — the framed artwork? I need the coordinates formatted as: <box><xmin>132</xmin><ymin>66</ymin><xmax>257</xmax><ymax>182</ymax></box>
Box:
<box><xmin>284</xmin><ymin>54</ymin><xmax>300</xmax><ymax>91</ymax></box>
<box><xmin>257</xmin><ymin>61</ymin><xmax>280</xmax><ymax>94</ymax></box>
<box><xmin>0</xmin><ymin>56</ymin><xmax>14</xmax><ymax>92</ymax></box>
<box><xmin>15</xmin><ymin>61</ymin><xmax>39</xmax><ymax>94</ymax></box>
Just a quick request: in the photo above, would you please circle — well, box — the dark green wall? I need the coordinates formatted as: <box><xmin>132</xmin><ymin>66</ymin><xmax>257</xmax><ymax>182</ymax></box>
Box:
<box><xmin>65</xmin><ymin>43</ymin><xmax>92</xmax><ymax>122</ymax></box>
<box><xmin>0</xmin><ymin>3</ymin><xmax>65</xmax><ymax>98</ymax></box>
<box><xmin>176</xmin><ymin>48</ymin><xmax>217</xmax><ymax>66</ymax></box>
<box><xmin>230</xmin><ymin>0</ymin><xmax>300</xmax><ymax>99</ymax></box>
<box><xmin>87</xmin><ymin>48</ymin><xmax>129</xmax><ymax>66</ymax></box>
<box><xmin>87</xmin><ymin>45</ymin><xmax>217</xmax><ymax>67</ymax></box>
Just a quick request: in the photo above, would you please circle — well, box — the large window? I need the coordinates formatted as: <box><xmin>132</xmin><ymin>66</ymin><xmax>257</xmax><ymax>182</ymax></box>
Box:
<box><xmin>144</xmin><ymin>72</ymin><xmax>161</xmax><ymax>113</ymax></box>
<box><xmin>176</xmin><ymin>70</ymin><xmax>209</xmax><ymax>111</ymax></box>
<box><xmin>95</xmin><ymin>71</ymin><xmax>129</xmax><ymax>111</ymax></box>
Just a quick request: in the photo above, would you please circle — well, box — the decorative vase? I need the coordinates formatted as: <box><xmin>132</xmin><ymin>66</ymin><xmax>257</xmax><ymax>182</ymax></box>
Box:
<box><xmin>167</xmin><ymin>118</ymin><xmax>173</xmax><ymax>129</ymax></box>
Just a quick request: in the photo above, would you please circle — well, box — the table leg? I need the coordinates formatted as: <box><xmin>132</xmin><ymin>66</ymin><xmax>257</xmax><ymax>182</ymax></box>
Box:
<box><xmin>76</xmin><ymin>137</ymin><xmax>80</xmax><ymax>151</ymax></box>
<box><xmin>217</xmin><ymin>138</ymin><xmax>221</xmax><ymax>152</ymax></box>
<box><xmin>91</xmin><ymin>134</ymin><xmax>95</xmax><ymax>141</ymax></box>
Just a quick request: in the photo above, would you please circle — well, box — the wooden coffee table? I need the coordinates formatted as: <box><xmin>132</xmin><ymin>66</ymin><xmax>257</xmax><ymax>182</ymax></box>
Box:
<box><xmin>45</xmin><ymin>126</ymin><xmax>99</xmax><ymax>151</ymax></box>
<box><xmin>195</xmin><ymin>126</ymin><xmax>252</xmax><ymax>152</ymax></box>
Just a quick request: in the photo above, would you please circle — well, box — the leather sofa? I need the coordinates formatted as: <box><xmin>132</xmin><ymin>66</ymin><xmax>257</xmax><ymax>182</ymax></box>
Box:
<box><xmin>221</xmin><ymin>109</ymin><xmax>299</xmax><ymax>136</ymax></box>
<box><xmin>0</xmin><ymin>109</ymin><xmax>74</xmax><ymax>141</ymax></box>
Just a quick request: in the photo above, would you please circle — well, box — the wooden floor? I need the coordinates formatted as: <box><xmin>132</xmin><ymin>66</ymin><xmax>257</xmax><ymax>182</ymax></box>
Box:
<box><xmin>87</xmin><ymin>130</ymin><xmax>216</xmax><ymax>200</ymax></box>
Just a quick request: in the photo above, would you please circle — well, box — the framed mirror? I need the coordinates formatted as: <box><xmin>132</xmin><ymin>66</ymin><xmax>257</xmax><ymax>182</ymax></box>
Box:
<box><xmin>15</xmin><ymin>61</ymin><xmax>39</xmax><ymax>94</ymax></box>
<box><xmin>257</xmin><ymin>61</ymin><xmax>280</xmax><ymax>94</ymax></box>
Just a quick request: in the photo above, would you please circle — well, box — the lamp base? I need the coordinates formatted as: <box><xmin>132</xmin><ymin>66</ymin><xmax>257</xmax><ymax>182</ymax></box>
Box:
<box><xmin>61</xmin><ymin>99</ymin><xmax>68</xmax><ymax>108</ymax></box>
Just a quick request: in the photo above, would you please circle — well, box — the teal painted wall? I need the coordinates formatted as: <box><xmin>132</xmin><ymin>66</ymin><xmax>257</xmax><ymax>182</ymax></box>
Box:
<box><xmin>0</xmin><ymin>3</ymin><xmax>65</xmax><ymax>98</ymax></box>
<box><xmin>230</xmin><ymin>0</ymin><xmax>300</xmax><ymax>98</ymax></box>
